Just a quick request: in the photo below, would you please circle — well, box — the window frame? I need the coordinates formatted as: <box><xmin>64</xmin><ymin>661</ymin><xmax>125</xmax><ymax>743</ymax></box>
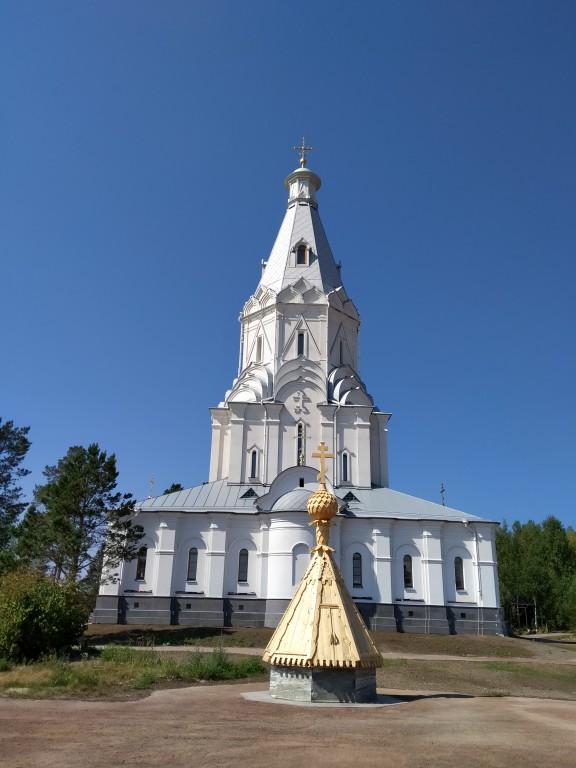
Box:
<box><xmin>297</xmin><ymin>331</ymin><xmax>305</xmax><ymax>356</ymax></box>
<box><xmin>403</xmin><ymin>554</ymin><xmax>413</xmax><ymax>589</ymax></box>
<box><xmin>238</xmin><ymin>548</ymin><xmax>249</xmax><ymax>583</ymax></box>
<box><xmin>135</xmin><ymin>546</ymin><xmax>147</xmax><ymax>581</ymax></box>
<box><xmin>296</xmin><ymin>244</ymin><xmax>308</xmax><ymax>266</ymax></box>
<box><xmin>297</xmin><ymin>423</ymin><xmax>305</xmax><ymax>465</ymax></box>
<box><xmin>250</xmin><ymin>449</ymin><xmax>258</xmax><ymax>479</ymax></box>
<box><xmin>455</xmin><ymin>556</ymin><xmax>465</xmax><ymax>591</ymax></box>
<box><xmin>187</xmin><ymin>547</ymin><xmax>198</xmax><ymax>582</ymax></box>
<box><xmin>352</xmin><ymin>552</ymin><xmax>362</xmax><ymax>588</ymax></box>
<box><xmin>341</xmin><ymin>452</ymin><xmax>349</xmax><ymax>483</ymax></box>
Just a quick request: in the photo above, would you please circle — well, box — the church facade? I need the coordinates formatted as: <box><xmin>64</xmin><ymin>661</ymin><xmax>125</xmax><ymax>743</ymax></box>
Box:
<box><xmin>93</xmin><ymin>154</ymin><xmax>502</xmax><ymax>634</ymax></box>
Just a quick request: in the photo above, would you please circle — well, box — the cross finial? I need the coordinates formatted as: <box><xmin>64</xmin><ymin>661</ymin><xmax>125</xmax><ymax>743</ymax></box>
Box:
<box><xmin>149</xmin><ymin>475</ymin><xmax>155</xmax><ymax>499</ymax></box>
<box><xmin>311</xmin><ymin>441</ymin><xmax>334</xmax><ymax>486</ymax></box>
<box><xmin>294</xmin><ymin>136</ymin><xmax>313</xmax><ymax>168</ymax></box>
<box><xmin>440</xmin><ymin>482</ymin><xmax>446</xmax><ymax>506</ymax></box>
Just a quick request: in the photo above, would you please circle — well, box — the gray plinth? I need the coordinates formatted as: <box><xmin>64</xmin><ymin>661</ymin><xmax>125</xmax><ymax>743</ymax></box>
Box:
<box><xmin>270</xmin><ymin>665</ymin><xmax>377</xmax><ymax>703</ymax></box>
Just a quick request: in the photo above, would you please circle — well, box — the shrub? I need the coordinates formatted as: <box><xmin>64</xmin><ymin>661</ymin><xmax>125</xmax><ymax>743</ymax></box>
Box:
<box><xmin>0</xmin><ymin>570</ymin><xmax>88</xmax><ymax>662</ymax></box>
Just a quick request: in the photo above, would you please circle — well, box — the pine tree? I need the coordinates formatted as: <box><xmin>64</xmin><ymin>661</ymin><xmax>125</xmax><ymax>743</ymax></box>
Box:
<box><xmin>0</xmin><ymin>418</ymin><xmax>31</xmax><ymax>570</ymax></box>
<box><xmin>18</xmin><ymin>444</ymin><xmax>143</xmax><ymax>585</ymax></box>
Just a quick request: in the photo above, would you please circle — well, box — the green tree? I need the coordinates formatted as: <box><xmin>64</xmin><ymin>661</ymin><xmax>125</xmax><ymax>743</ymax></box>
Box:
<box><xmin>0</xmin><ymin>419</ymin><xmax>31</xmax><ymax>572</ymax></box>
<box><xmin>0</xmin><ymin>569</ymin><xmax>87</xmax><ymax>662</ymax></box>
<box><xmin>496</xmin><ymin>517</ymin><xmax>576</xmax><ymax>631</ymax></box>
<box><xmin>163</xmin><ymin>483</ymin><xmax>184</xmax><ymax>495</ymax></box>
<box><xmin>17</xmin><ymin>444</ymin><xmax>143</xmax><ymax>586</ymax></box>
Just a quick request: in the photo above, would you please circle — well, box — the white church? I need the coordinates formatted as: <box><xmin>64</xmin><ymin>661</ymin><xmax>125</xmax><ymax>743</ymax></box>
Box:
<box><xmin>94</xmin><ymin>150</ymin><xmax>502</xmax><ymax>634</ymax></box>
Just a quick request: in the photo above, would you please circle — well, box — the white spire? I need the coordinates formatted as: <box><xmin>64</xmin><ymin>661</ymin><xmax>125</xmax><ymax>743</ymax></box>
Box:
<box><xmin>257</xmin><ymin>163</ymin><xmax>342</xmax><ymax>295</ymax></box>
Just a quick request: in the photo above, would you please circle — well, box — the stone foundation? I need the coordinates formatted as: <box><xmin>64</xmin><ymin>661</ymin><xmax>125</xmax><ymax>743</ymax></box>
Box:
<box><xmin>270</xmin><ymin>665</ymin><xmax>377</xmax><ymax>703</ymax></box>
<box><xmin>92</xmin><ymin>596</ymin><xmax>506</xmax><ymax>635</ymax></box>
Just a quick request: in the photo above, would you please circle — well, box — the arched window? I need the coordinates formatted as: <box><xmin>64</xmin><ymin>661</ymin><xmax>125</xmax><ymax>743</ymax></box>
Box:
<box><xmin>135</xmin><ymin>547</ymin><xmax>147</xmax><ymax>580</ymax></box>
<box><xmin>238</xmin><ymin>548</ymin><xmax>249</xmax><ymax>583</ymax></box>
<box><xmin>297</xmin><ymin>331</ymin><xmax>305</xmax><ymax>356</ymax></box>
<box><xmin>297</xmin><ymin>423</ymin><xmax>305</xmax><ymax>465</ymax></box>
<box><xmin>455</xmin><ymin>556</ymin><xmax>465</xmax><ymax>591</ymax></box>
<box><xmin>250</xmin><ymin>449</ymin><xmax>257</xmax><ymax>478</ymax></box>
<box><xmin>296</xmin><ymin>244</ymin><xmax>307</xmax><ymax>265</ymax></box>
<box><xmin>342</xmin><ymin>452</ymin><xmax>349</xmax><ymax>483</ymax></box>
<box><xmin>352</xmin><ymin>552</ymin><xmax>362</xmax><ymax>587</ymax></box>
<box><xmin>187</xmin><ymin>547</ymin><xmax>198</xmax><ymax>581</ymax></box>
<box><xmin>403</xmin><ymin>554</ymin><xmax>413</xmax><ymax>589</ymax></box>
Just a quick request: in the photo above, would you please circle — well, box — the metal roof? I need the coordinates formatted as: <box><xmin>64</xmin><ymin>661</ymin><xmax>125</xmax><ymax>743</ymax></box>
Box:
<box><xmin>257</xmin><ymin>202</ymin><xmax>343</xmax><ymax>295</ymax></box>
<box><xmin>136</xmin><ymin>480</ymin><xmax>495</xmax><ymax>524</ymax></box>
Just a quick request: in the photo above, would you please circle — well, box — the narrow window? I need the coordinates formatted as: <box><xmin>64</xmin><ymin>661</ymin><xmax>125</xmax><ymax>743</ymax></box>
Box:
<box><xmin>297</xmin><ymin>331</ymin><xmax>305</xmax><ymax>356</ymax></box>
<box><xmin>342</xmin><ymin>452</ymin><xmax>349</xmax><ymax>482</ymax></box>
<box><xmin>135</xmin><ymin>547</ymin><xmax>147</xmax><ymax>580</ymax></box>
<box><xmin>353</xmin><ymin>552</ymin><xmax>362</xmax><ymax>587</ymax></box>
<box><xmin>187</xmin><ymin>547</ymin><xmax>198</xmax><ymax>581</ymax></box>
<box><xmin>403</xmin><ymin>554</ymin><xmax>413</xmax><ymax>589</ymax></box>
<box><xmin>250</xmin><ymin>449</ymin><xmax>257</xmax><ymax>478</ymax></box>
<box><xmin>238</xmin><ymin>548</ymin><xmax>249</xmax><ymax>583</ymax></box>
<box><xmin>339</xmin><ymin>338</ymin><xmax>344</xmax><ymax>365</ymax></box>
<box><xmin>455</xmin><ymin>556</ymin><xmax>465</xmax><ymax>591</ymax></box>
<box><xmin>296</xmin><ymin>245</ymin><xmax>307</xmax><ymax>265</ymax></box>
<box><xmin>297</xmin><ymin>424</ymin><xmax>304</xmax><ymax>465</ymax></box>
<box><xmin>256</xmin><ymin>336</ymin><xmax>263</xmax><ymax>362</ymax></box>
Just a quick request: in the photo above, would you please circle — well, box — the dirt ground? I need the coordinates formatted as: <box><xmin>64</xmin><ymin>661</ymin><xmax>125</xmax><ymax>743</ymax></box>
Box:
<box><xmin>2</xmin><ymin>682</ymin><xmax>576</xmax><ymax>768</ymax></box>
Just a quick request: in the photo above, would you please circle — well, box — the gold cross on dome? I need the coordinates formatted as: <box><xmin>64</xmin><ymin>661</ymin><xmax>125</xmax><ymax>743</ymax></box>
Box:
<box><xmin>294</xmin><ymin>137</ymin><xmax>313</xmax><ymax>168</ymax></box>
<box><xmin>311</xmin><ymin>441</ymin><xmax>334</xmax><ymax>485</ymax></box>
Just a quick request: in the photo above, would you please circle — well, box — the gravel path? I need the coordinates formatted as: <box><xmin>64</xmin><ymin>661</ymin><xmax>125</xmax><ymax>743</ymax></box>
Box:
<box><xmin>2</xmin><ymin>682</ymin><xmax>576</xmax><ymax>768</ymax></box>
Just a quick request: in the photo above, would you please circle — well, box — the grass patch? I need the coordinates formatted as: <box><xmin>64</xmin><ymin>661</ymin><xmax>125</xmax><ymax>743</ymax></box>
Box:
<box><xmin>381</xmin><ymin>658</ymin><xmax>408</xmax><ymax>668</ymax></box>
<box><xmin>0</xmin><ymin>659</ymin><xmax>12</xmax><ymax>672</ymax></box>
<box><xmin>482</xmin><ymin>661</ymin><xmax>576</xmax><ymax>683</ymax></box>
<box><xmin>0</xmin><ymin>647</ymin><xmax>267</xmax><ymax>700</ymax></box>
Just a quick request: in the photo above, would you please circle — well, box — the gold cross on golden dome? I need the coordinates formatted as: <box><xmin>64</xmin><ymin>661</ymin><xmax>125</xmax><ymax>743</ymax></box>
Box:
<box><xmin>294</xmin><ymin>137</ymin><xmax>313</xmax><ymax>168</ymax></box>
<box><xmin>311</xmin><ymin>441</ymin><xmax>334</xmax><ymax>485</ymax></box>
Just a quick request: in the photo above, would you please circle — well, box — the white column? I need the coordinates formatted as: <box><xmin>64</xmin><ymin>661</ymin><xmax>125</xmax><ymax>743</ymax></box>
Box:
<box><xmin>205</xmin><ymin>518</ymin><xmax>227</xmax><ymax>598</ymax></box>
<box><xmin>355</xmin><ymin>407</ymin><xmax>372</xmax><ymax>488</ymax></box>
<box><xmin>227</xmin><ymin>403</ymin><xmax>247</xmax><ymax>483</ymax></box>
<box><xmin>153</xmin><ymin>519</ymin><xmax>177</xmax><ymax>596</ymax></box>
<box><xmin>372</xmin><ymin>523</ymin><xmax>392</xmax><ymax>603</ymax></box>
<box><xmin>264</xmin><ymin>403</ymin><xmax>283</xmax><ymax>483</ymax></box>
<box><xmin>422</xmin><ymin>523</ymin><xmax>445</xmax><ymax>605</ymax></box>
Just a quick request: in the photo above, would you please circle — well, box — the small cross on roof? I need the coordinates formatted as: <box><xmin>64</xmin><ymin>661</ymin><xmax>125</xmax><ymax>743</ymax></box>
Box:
<box><xmin>294</xmin><ymin>137</ymin><xmax>313</xmax><ymax>168</ymax></box>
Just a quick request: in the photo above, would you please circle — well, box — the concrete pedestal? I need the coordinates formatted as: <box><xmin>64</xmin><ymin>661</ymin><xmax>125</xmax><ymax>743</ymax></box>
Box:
<box><xmin>270</xmin><ymin>665</ymin><xmax>377</xmax><ymax>703</ymax></box>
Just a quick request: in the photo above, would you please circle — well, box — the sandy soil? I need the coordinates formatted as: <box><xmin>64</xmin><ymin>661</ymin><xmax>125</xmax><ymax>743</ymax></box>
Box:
<box><xmin>2</xmin><ymin>683</ymin><xmax>576</xmax><ymax>768</ymax></box>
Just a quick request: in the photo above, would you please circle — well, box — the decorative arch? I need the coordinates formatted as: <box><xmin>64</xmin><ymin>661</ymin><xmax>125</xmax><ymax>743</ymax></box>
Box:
<box><xmin>342</xmin><ymin>542</ymin><xmax>375</xmax><ymax>596</ymax></box>
<box><xmin>443</xmin><ymin>545</ymin><xmax>474</xmax><ymax>603</ymax></box>
<box><xmin>394</xmin><ymin>543</ymin><xmax>423</xmax><ymax>600</ymax></box>
<box><xmin>224</xmin><ymin>537</ymin><xmax>259</xmax><ymax>595</ymax></box>
<box><xmin>174</xmin><ymin>536</ymin><xmax>207</xmax><ymax>592</ymax></box>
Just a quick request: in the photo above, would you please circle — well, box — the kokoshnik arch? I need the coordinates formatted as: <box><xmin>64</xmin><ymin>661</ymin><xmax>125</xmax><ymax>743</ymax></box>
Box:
<box><xmin>94</xmin><ymin>146</ymin><xmax>503</xmax><ymax>635</ymax></box>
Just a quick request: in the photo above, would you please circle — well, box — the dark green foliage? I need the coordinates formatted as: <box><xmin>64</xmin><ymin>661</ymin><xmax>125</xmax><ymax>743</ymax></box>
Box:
<box><xmin>0</xmin><ymin>419</ymin><xmax>31</xmax><ymax>571</ymax></box>
<box><xmin>17</xmin><ymin>444</ymin><xmax>143</xmax><ymax>586</ymax></box>
<box><xmin>0</xmin><ymin>570</ymin><xmax>88</xmax><ymax>661</ymax></box>
<box><xmin>163</xmin><ymin>483</ymin><xmax>184</xmax><ymax>495</ymax></box>
<box><xmin>496</xmin><ymin>516</ymin><xmax>576</xmax><ymax>631</ymax></box>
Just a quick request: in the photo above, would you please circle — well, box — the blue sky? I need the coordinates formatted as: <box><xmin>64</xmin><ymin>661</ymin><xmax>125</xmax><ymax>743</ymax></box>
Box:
<box><xmin>2</xmin><ymin>2</ymin><xmax>575</xmax><ymax>528</ymax></box>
